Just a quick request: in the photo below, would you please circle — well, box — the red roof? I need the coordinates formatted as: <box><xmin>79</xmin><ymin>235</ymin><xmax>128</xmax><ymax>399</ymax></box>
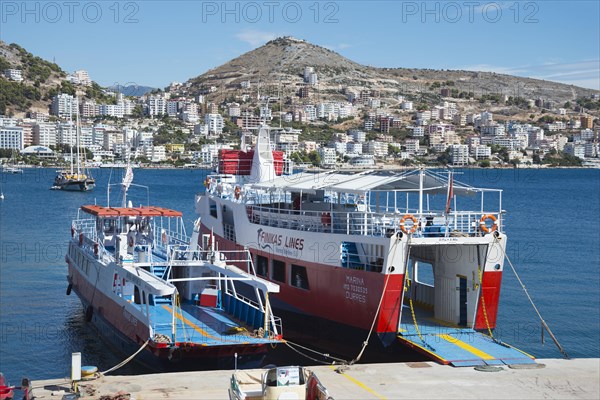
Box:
<box><xmin>80</xmin><ymin>205</ymin><xmax>182</xmax><ymax>217</ymax></box>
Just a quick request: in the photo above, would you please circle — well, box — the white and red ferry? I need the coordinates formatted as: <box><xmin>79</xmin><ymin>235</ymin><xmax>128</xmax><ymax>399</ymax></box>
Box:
<box><xmin>66</xmin><ymin>167</ymin><xmax>284</xmax><ymax>371</ymax></box>
<box><xmin>195</xmin><ymin>126</ymin><xmax>536</xmax><ymax>367</ymax></box>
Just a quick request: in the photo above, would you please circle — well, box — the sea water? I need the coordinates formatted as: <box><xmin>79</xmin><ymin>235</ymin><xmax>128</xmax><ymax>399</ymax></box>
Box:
<box><xmin>0</xmin><ymin>167</ymin><xmax>598</xmax><ymax>384</ymax></box>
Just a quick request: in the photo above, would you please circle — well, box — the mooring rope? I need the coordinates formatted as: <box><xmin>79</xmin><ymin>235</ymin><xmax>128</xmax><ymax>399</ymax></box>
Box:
<box><xmin>284</xmin><ymin>340</ymin><xmax>349</xmax><ymax>365</ymax></box>
<box><xmin>494</xmin><ymin>236</ymin><xmax>569</xmax><ymax>359</ymax></box>
<box><xmin>100</xmin><ymin>339</ymin><xmax>151</xmax><ymax>375</ymax></box>
<box><xmin>348</xmin><ymin>236</ymin><xmax>403</xmax><ymax>365</ymax></box>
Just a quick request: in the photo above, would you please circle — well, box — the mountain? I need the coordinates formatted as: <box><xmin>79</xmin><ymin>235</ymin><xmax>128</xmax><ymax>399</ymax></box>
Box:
<box><xmin>109</xmin><ymin>84</ymin><xmax>156</xmax><ymax>97</ymax></box>
<box><xmin>186</xmin><ymin>36</ymin><xmax>597</xmax><ymax>105</ymax></box>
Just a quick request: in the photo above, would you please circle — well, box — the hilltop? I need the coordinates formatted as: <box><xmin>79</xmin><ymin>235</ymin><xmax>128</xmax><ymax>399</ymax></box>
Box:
<box><xmin>185</xmin><ymin>36</ymin><xmax>597</xmax><ymax>107</ymax></box>
<box><xmin>0</xmin><ymin>41</ymin><xmax>68</xmax><ymax>115</ymax></box>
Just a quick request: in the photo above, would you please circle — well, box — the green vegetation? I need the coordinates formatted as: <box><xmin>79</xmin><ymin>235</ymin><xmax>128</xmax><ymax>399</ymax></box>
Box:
<box><xmin>576</xmin><ymin>97</ymin><xmax>600</xmax><ymax>110</ymax></box>
<box><xmin>0</xmin><ymin>80</ymin><xmax>41</xmax><ymax>114</ymax></box>
<box><xmin>85</xmin><ymin>82</ymin><xmax>117</xmax><ymax>104</ymax></box>
<box><xmin>9</xmin><ymin>43</ymin><xmax>64</xmax><ymax>83</ymax></box>
<box><xmin>290</xmin><ymin>150</ymin><xmax>321</xmax><ymax>166</ymax></box>
<box><xmin>543</xmin><ymin>151</ymin><xmax>583</xmax><ymax>167</ymax></box>
<box><xmin>506</xmin><ymin>96</ymin><xmax>529</xmax><ymax>108</ymax></box>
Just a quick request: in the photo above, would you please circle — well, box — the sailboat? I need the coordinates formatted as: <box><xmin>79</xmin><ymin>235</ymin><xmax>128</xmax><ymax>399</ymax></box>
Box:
<box><xmin>2</xmin><ymin>149</ymin><xmax>24</xmax><ymax>174</ymax></box>
<box><xmin>52</xmin><ymin>97</ymin><xmax>95</xmax><ymax>191</ymax></box>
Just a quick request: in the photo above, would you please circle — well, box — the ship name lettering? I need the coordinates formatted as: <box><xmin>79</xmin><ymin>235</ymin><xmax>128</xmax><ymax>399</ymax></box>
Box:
<box><xmin>284</xmin><ymin>236</ymin><xmax>304</xmax><ymax>251</ymax></box>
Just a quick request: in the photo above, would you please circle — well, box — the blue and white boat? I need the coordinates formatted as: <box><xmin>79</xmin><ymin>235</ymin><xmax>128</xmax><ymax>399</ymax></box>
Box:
<box><xmin>66</xmin><ymin>167</ymin><xmax>283</xmax><ymax>371</ymax></box>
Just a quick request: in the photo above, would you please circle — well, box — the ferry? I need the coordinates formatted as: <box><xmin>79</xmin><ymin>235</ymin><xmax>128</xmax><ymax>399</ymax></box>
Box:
<box><xmin>194</xmin><ymin>125</ymin><xmax>537</xmax><ymax>367</ymax></box>
<box><xmin>65</xmin><ymin>166</ymin><xmax>284</xmax><ymax>371</ymax></box>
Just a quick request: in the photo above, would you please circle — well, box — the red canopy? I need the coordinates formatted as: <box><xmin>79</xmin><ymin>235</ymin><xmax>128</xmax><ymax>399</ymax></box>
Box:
<box><xmin>80</xmin><ymin>205</ymin><xmax>182</xmax><ymax>217</ymax></box>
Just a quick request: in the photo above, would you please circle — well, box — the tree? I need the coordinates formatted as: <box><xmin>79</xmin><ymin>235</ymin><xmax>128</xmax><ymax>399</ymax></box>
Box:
<box><xmin>479</xmin><ymin>159</ymin><xmax>491</xmax><ymax>168</ymax></box>
<box><xmin>307</xmin><ymin>151</ymin><xmax>321</xmax><ymax>166</ymax></box>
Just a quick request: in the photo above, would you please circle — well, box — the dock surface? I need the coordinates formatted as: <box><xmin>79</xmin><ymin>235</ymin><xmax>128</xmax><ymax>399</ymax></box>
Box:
<box><xmin>31</xmin><ymin>358</ymin><xmax>599</xmax><ymax>399</ymax></box>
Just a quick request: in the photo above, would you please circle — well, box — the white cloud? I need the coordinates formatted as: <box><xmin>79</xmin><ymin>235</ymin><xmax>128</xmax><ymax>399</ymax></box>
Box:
<box><xmin>235</xmin><ymin>30</ymin><xmax>278</xmax><ymax>47</ymax></box>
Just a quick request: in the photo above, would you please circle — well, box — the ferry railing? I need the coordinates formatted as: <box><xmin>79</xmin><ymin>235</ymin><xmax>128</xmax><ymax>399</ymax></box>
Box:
<box><xmin>245</xmin><ymin>205</ymin><xmax>502</xmax><ymax>237</ymax></box>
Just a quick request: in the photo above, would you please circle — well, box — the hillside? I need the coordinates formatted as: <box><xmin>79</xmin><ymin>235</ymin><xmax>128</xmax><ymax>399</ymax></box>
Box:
<box><xmin>186</xmin><ymin>36</ymin><xmax>597</xmax><ymax>107</ymax></box>
<box><xmin>0</xmin><ymin>41</ymin><xmax>69</xmax><ymax>115</ymax></box>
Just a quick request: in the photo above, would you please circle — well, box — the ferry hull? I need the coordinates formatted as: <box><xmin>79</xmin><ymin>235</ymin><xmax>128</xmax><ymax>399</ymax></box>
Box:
<box><xmin>67</xmin><ymin>258</ymin><xmax>269</xmax><ymax>371</ymax></box>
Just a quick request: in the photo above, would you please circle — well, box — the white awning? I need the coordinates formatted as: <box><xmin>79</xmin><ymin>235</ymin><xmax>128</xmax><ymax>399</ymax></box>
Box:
<box><xmin>249</xmin><ymin>169</ymin><xmax>488</xmax><ymax>195</ymax></box>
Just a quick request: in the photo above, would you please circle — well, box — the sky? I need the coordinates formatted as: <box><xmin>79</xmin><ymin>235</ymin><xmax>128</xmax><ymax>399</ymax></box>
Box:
<box><xmin>1</xmin><ymin>0</ymin><xmax>599</xmax><ymax>90</ymax></box>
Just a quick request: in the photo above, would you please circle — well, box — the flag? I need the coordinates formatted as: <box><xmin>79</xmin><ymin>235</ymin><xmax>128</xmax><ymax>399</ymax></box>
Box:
<box><xmin>122</xmin><ymin>165</ymin><xmax>134</xmax><ymax>191</ymax></box>
<box><xmin>445</xmin><ymin>172</ymin><xmax>453</xmax><ymax>214</ymax></box>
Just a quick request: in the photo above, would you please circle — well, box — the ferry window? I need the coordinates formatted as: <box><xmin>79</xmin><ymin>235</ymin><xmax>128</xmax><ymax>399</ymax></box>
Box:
<box><xmin>256</xmin><ymin>255</ymin><xmax>268</xmax><ymax>277</ymax></box>
<box><xmin>209</xmin><ymin>199</ymin><xmax>218</xmax><ymax>218</ymax></box>
<box><xmin>134</xmin><ymin>286</ymin><xmax>141</xmax><ymax>304</ymax></box>
<box><xmin>415</xmin><ymin>261</ymin><xmax>434</xmax><ymax>286</ymax></box>
<box><xmin>271</xmin><ymin>259</ymin><xmax>286</xmax><ymax>283</ymax></box>
<box><xmin>291</xmin><ymin>265</ymin><xmax>309</xmax><ymax>290</ymax></box>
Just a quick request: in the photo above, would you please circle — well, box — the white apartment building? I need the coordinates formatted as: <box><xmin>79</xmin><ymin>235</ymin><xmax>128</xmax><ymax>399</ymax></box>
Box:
<box><xmin>228</xmin><ymin>103</ymin><xmax>241</xmax><ymax>117</ymax></box>
<box><xmin>580</xmin><ymin>129</ymin><xmax>595</xmax><ymax>141</ymax></box>
<box><xmin>347</xmin><ymin>142</ymin><xmax>363</xmax><ymax>155</ymax></box>
<box><xmin>585</xmin><ymin>143</ymin><xmax>599</xmax><ymax>158</ymax></box>
<box><xmin>318</xmin><ymin>147</ymin><xmax>336</xmax><ymax>166</ymax></box>
<box><xmin>304</xmin><ymin>105</ymin><xmax>317</xmax><ymax>121</ymax></box>
<box><xmin>450</xmin><ymin>144</ymin><xmax>469</xmax><ymax>166</ymax></box>
<box><xmin>308</xmin><ymin>73</ymin><xmax>318</xmax><ymax>86</ymax></box>
<box><xmin>260</xmin><ymin>106</ymin><xmax>272</xmax><ymax>121</ymax></box>
<box><xmin>146</xmin><ymin>95</ymin><xmax>168</xmax><ymax>116</ymax></box>
<box><xmin>52</xmin><ymin>93</ymin><xmax>77</xmax><ymax>118</ymax></box>
<box><xmin>563</xmin><ymin>143</ymin><xmax>585</xmax><ymax>159</ymax></box>
<box><xmin>33</xmin><ymin>123</ymin><xmax>57</xmax><ymax>147</ymax></box>
<box><xmin>411</xmin><ymin>126</ymin><xmax>425</xmax><ymax>138</ymax></box>
<box><xmin>480</xmin><ymin>124</ymin><xmax>505</xmax><ymax>136</ymax></box>
<box><xmin>80</xmin><ymin>100</ymin><xmax>98</xmax><ymax>117</ymax></box>
<box><xmin>303</xmin><ymin>66</ymin><xmax>314</xmax><ymax>81</ymax></box>
<box><xmin>333</xmin><ymin>142</ymin><xmax>347</xmax><ymax>154</ymax></box>
<box><xmin>350</xmin><ymin>130</ymin><xmax>366</xmax><ymax>142</ymax></box>
<box><xmin>473</xmin><ymin>145</ymin><xmax>492</xmax><ymax>160</ymax></box>
<box><xmin>4</xmin><ymin>69</ymin><xmax>23</xmax><ymax>81</ymax></box>
<box><xmin>404</xmin><ymin>139</ymin><xmax>420</xmax><ymax>154</ymax></box>
<box><xmin>401</xmin><ymin>101</ymin><xmax>413</xmax><ymax>110</ymax></box>
<box><xmin>67</xmin><ymin>70</ymin><xmax>91</xmax><ymax>86</ymax></box>
<box><xmin>194</xmin><ymin>123</ymin><xmax>209</xmax><ymax>137</ymax></box>
<box><xmin>363</xmin><ymin>141</ymin><xmax>388</xmax><ymax>157</ymax></box>
<box><xmin>0</xmin><ymin>126</ymin><xmax>24</xmax><ymax>150</ymax></box>
<box><xmin>205</xmin><ymin>114</ymin><xmax>224</xmax><ymax>135</ymax></box>
<box><xmin>57</xmin><ymin>122</ymin><xmax>76</xmax><ymax>146</ymax></box>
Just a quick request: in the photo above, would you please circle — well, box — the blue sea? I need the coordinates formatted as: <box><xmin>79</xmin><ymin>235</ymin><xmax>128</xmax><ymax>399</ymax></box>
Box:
<box><xmin>0</xmin><ymin>167</ymin><xmax>598</xmax><ymax>384</ymax></box>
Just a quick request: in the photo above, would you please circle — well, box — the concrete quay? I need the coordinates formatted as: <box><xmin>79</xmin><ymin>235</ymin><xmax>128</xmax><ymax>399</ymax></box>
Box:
<box><xmin>30</xmin><ymin>358</ymin><xmax>599</xmax><ymax>399</ymax></box>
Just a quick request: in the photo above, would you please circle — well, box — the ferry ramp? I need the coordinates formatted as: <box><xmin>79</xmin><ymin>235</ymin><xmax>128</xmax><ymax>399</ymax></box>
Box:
<box><xmin>398</xmin><ymin>305</ymin><xmax>536</xmax><ymax>367</ymax></box>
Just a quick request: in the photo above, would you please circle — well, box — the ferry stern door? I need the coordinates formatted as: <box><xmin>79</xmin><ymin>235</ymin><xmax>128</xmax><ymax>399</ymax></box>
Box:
<box><xmin>457</xmin><ymin>275</ymin><xmax>468</xmax><ymax>327</ymax></box>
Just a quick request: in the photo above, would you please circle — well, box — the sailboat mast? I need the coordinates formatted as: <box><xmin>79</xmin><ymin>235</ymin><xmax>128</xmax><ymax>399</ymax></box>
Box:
<box><xmin>75</xmin><ymin>97</ymin><xmax>81</xmax><ymax>176</ymax></box>
<box><xmin>69</xmin><ymin>101</ymin><xmax>74</xmax><ymax>175</ymax></box>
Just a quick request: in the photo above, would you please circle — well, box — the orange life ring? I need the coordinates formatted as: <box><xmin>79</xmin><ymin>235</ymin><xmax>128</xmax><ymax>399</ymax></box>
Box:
<box><xmin>79</xmin><ymin>232</ymin><xmax>84</xmax><ymax>246</ymax></box>
<box><xmin>399</xmin><ymin>214</ymin><xmax>418</xmax><ymax>234</ymax></box>
<box><xmin>321</xmin><ymin>212</ymin><xmax>331</xmax><ymax>226</ymax></box>
<box><xmin>479</xmin><ymin>214</ymin><xmax>498</xmax><ymax>233</ymax></box>
<box><xmin>234</xmin><ymin>186</ymin><xmax>241</xmax><ymax>200</ymax></box>
<box><xmin>128</xmin><ymin>236</ymin><xmax>134</xmax><ymax>247</ymax></box>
